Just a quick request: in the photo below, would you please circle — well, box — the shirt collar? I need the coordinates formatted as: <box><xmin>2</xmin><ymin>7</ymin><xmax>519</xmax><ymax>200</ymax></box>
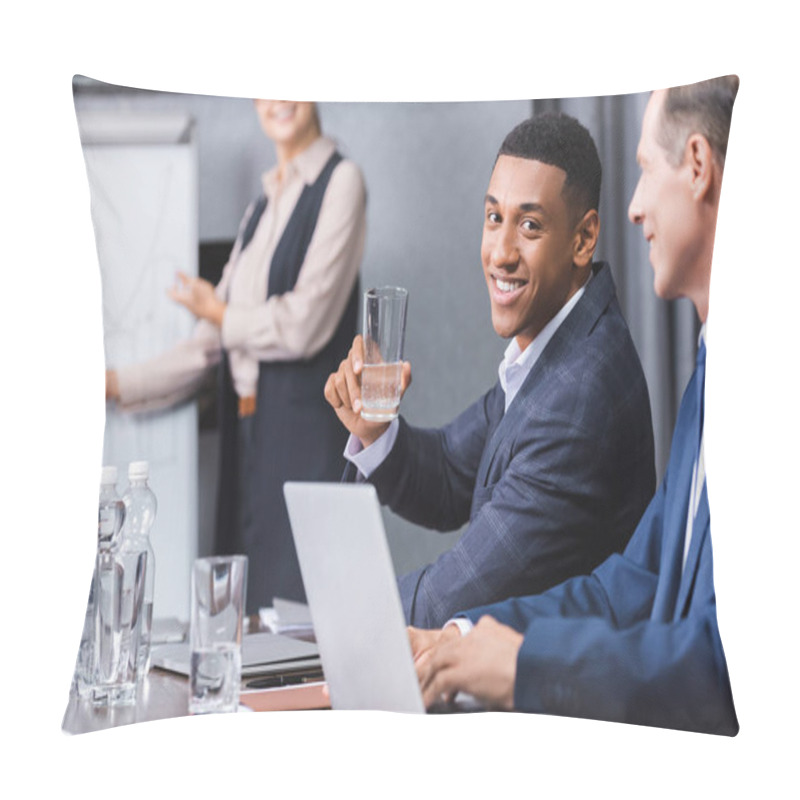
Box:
<box><xmin>261</xmin><ymin>135</ymin><xmax>336</xmax><ymax>195</ymax></box>
<box><xmin>498</xmin><ymin>270</ymin><xmax>592</xmax><ymax>409</ymax></box>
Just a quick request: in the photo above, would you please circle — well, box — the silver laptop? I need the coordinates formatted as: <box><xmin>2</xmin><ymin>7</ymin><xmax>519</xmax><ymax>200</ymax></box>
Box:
<box><xmin>284</xmin><ymin>481</ymin><xmax>480</xmax><ymax>713</ymax></box>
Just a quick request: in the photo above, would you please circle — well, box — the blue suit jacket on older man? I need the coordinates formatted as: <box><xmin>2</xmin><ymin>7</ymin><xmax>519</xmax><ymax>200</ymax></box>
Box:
<box><xmin>353</xmin><ymin>262</ymin><xmax>656</xmax><ymax>629</ymax></box>
<box><xmin>463</xmin><ymin>340</ymin><xmax>738</xmax><ymax>735</ymax></box>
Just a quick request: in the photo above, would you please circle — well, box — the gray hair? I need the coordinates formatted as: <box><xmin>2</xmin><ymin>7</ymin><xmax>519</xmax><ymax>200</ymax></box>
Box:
<box><xmin>657</xmin><ymin>75</ymin><xmax>739</xmax><ymax>168</ymax></box>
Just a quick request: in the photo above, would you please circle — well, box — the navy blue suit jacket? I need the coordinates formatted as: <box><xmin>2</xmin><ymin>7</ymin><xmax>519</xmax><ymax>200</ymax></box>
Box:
<box><xmin>464</xmin><ymin>342</ymin><xmax>739</xmax><ymax>735</ymax></box>
<box><xmin>355</xmin><ymin>263</ymin><xmax>655</xmax><ymax>628</ymax></box>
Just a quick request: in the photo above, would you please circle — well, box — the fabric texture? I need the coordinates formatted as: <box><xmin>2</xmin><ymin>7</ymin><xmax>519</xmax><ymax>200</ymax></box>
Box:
<box><xmin>463</xmin><ymin>342</ymin><xmax>738</xmax><ymax>735</ymax></box>
<box><xmin>352</xmin><ymin>262</ymin><xmax>656</xmax><ymax>628</ymax></box>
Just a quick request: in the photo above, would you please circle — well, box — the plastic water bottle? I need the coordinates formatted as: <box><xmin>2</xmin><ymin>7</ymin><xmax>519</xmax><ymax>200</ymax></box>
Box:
<box><xmin>92</xmin><ymin>528</ymin><xmax>147</xmax><ymax>706</ymax></box>
<box><xmin>122</xmin><ymin>461</ymin><xmax>157</xmax><ymax>682</ymax></box>
<box><xmin>72</xmin><ymin>466</ymin><xmax>125</xmax><ymax>698</ymax></box>
<box><xmin>91</xmin><ymin>457</ymin><xmax>151</xmax><ymax>707</ymax></box>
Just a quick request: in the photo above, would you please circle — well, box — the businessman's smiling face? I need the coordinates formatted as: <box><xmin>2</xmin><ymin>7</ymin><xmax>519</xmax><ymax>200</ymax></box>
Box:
<box><xmin>628</xmin><ymin>90</ymin><xmax>709</xmax><ymax>308</ymax></box>
<box><xmin>481</xmin><ymin>155</ymin><xmax>586</xmax><ymax>351</ymax></box>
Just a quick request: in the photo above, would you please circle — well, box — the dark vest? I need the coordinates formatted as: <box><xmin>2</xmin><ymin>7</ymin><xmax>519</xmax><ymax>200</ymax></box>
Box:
<box><xmin>216</xmin><ymin>151</ymin><xmax>359</xmax><ymax>610</ymax></box>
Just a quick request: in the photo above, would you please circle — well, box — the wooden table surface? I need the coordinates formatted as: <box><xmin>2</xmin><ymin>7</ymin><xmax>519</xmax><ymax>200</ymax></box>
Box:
<box><xmin>62</xmin><ymin>668</ymin><xmax>191</xmax><ymax>735</ymax></box>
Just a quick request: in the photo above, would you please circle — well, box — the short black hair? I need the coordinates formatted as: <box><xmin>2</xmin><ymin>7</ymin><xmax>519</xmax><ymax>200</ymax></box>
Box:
<box><xmin>657</xmin><ymin>75</ymin><xmax>739</xmax><ymax>168</ymax></box>
<box><xmin>498</xmin><ymin>112</ymin><xmax>602</xmax><ymax>219</ymax></box>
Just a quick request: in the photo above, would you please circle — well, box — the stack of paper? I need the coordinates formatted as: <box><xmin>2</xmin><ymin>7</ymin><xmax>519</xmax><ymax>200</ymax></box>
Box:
<box><xmin>259</xmin><ymin>598</ymin><xmax>315</xmax><ymax>639</ymax></box>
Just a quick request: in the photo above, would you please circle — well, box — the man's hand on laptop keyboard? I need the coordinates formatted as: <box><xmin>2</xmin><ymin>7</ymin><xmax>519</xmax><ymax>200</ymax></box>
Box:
<box><xmin>408</xmin><ymin>624</ymin><xmax>459</xmax><ymax>666</ymax></box>
<box><xmin>411</xmin><ymin>616</ymin><xmax>523</xmax><ymax>711</ymax></box>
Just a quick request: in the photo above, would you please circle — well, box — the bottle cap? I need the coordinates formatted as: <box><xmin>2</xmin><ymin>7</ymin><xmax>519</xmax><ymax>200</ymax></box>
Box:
<box><xmin>100</xmin><ymin>465</ymin><xmax>118</xmax><ymax>485</ymax></box>
<box><xmin>128</xmin><ymin>460</ymin><xmax>149</xmax><ymax>480</ymax></box>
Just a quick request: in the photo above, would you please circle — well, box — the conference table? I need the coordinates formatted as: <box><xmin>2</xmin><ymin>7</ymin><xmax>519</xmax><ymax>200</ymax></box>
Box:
<box><xmin>61</xmin><ymin>618</ymin><xmax>329</xmax><ymax>735</ymax></box>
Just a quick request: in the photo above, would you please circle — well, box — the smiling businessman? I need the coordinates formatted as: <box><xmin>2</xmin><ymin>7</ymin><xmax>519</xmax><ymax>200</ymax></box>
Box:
<box><xmin>325</xmin><ymin>113</ymin><xmax>655</xmax><ymax>628</ymax></box>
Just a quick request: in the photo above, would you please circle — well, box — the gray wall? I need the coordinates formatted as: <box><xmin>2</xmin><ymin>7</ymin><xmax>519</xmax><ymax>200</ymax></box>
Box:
<box><xmin>75</xmin><ymin>82</ymin><xmax>532</xmax><ymax>577</ymax></box>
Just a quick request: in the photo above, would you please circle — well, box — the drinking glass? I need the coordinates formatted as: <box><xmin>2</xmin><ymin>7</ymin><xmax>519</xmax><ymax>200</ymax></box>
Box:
<box><xmin>361</xmin><ymin>286</ymin><xmax>408</xmax><ymax>422</ymax></box>
<box><xmin>189</xmin><ymin>555</ymin><xmax>248</xmax><ymax>714</ymax></box>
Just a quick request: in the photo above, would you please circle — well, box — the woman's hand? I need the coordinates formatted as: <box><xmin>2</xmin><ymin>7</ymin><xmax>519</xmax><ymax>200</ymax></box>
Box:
<box><xmin>168</xmin><ymin>272</ymin><xmax>227</xmax><ymax>327</ymax></box>
<box><xmin>105</xmin><ymin>369</ymin><xmax>120</xmax><ymax>402</ymax></box>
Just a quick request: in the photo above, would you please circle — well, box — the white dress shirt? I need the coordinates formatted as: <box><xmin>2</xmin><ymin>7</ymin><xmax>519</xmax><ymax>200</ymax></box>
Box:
<box><xmin>682</xmin><ymin>323</ymin><xmax>707</xmax><ymax>570</ymax></box>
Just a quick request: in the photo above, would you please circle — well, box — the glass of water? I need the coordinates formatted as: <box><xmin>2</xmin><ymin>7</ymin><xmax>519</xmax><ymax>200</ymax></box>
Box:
<box><xmin>361</xmin><ymin>286</ymin><xmax>409</xmax><ymax>422</ymax></box>
<box><xmin>189</xmin><ymin>555</ymin><xmax>248</xmax><ymax>714</ymax></box>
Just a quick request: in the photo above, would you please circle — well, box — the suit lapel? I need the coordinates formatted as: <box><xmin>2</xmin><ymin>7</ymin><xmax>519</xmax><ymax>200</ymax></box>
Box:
<box><xmin>475</xmin><ymin>263</ymin><xmax>615</xmax><ymax>487</ymax></box>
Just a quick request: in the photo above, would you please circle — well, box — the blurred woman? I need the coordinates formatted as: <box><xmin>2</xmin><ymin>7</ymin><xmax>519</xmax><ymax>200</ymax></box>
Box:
<box><xmin>106</xmin><ymin>100</ymin><xmax>366</xmax><ymax>612</ymax></box>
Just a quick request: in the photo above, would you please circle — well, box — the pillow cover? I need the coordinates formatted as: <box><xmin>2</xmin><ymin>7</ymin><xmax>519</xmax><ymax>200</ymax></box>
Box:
<box><xmin>64</xmin><ymin>76</ymin><xmax>738</xmax><ymax>738</ymax></box>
